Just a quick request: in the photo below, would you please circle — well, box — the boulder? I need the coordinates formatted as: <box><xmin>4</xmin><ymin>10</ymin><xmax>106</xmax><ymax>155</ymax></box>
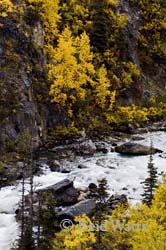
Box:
<box><xmin>78</xmin><ymin>191</ymin><xmax>88</xmax><ymax>201</ymax></box>
<box><xmin>135</xmin><ymin>128</ymin><xmax>149</xmax><ymax>134</ymax></box>
<box><xmin>58</xmin><ymin>199</ymin><xmax>96</xmax><ymax>219</ymax></box>
<box><xmin>95</xmin><ymin>142</ymin><xmax>109</xmax><ymax>154</ymax></box>
<box><xmin>42</xmin><ymin>179</ymin><xmax>79</xmax><ymax>205</ymax></box>
<box><xmin>108</xmin><ymin>194</ymin><xmax>128</xmax><ymax>209</ymax></box>
<box><xmin>60</xmin><ymin>169</ymin><xmax>71</xmax><ymax>173</ymax></box>
<box><xmin>49</xmin><ymin>159</ymin><xmax>61</xmax><ymax>172</ymax></box>
<box><xmin>115</xmin><ymin>142</ymin><xmax>162</xmax><ymax>155</ymax></box>
<box><xmin>131</xmin><ymin>135</ymin><xmax>145</xmax><ymax>141</ymax></box>
<box><xmin>159</xmin><ymin>153</ymin><xmax>166</xmax><ymax>159</ymax></box>
<box><xmin>87</xmin><ymin>183</ymin><xmax>98</xmax><ymax>198</ymax></box>
<box><xmin>73</xmin><ymin>140</ymin><xmax>96</xmax><ymax>156</ymax></box>
<box><xmin>43</xmin><ymin>179</ymin><xmax>74</xmax><ymax>194</ymax></box>
<box><xmin>78</xmin><ymin>164</ymin><xmax>88</xmax><ymax>169</ymax></box>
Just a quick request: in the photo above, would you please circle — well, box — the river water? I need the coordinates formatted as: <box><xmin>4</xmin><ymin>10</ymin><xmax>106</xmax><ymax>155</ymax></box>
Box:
<box><xmin>0</xmin><ymin>131</ymin><xmax>166</xmax><ymax>249</ymax></box>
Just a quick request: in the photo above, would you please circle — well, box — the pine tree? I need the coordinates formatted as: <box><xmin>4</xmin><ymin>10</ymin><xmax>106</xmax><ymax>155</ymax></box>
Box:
<box><xmin>38</xmin><ymin>192</ymin><xmax>58</xmax><ymax>250</ymax></box>
<box><xmin>90</xmin><ymin>0</ymin><xmax>109</xmax><ymax>53</ymax></box>
<box><xmin>142</xmin><ymin>143</ymin><xmax>158</xmax><ymax>206</ymax></box>
<box><xmin>89</xmin><ymin>178</ymin><xmax>109</xmax><ymax>249</ymax></box>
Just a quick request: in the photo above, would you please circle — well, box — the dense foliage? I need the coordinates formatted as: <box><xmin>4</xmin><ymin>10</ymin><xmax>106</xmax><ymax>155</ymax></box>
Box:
<box><xmin>1</xmin><ymin>1</ymin><xmax>166</xmax><ymax>249</ymax></box>
<box><xmin>1</xmin><ymin>0</ymin><xmax>166</xmax><ymax>135</ymax></box>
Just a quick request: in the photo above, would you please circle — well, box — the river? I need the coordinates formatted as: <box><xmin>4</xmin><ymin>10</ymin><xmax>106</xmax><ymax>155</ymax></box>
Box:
<box><xmin>0</xmin><ymin>131</ymin><xmax>166</xmax><ymax>249</ymax></box>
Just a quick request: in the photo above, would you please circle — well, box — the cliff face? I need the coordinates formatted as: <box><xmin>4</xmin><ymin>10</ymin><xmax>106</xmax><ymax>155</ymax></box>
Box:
<box><xmin>0</xmin><ymin>12</ymin><xmax>62</xmax><ymax>155</ymax></box>
<box><xmin>0</xmin><ymin>16</ymin><xmax>43</xmax><ymax>151</ymax></box>
<box><xmin>0</xmin><ymin>0</ymin><xmax>165</xmax><ymax>158</ymax></box>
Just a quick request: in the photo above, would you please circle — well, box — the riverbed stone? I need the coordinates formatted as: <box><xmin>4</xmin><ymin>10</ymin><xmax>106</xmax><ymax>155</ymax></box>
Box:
<box><xmin>159</xmin><ymin>153</ymin><xmax>166</xmax><ymax>159</ymax></box>
<box><xmin>73</xmin><ymin>139</ymin><xmax>96</xmax><ymax>156</ymax></box>
<box><xmin>78</xmin><ymin>164</ymin><xmax>88</xmax><ymax>169</ymax></box>
<box><xmin>108</xmin><ymin>194</ymin><xmax>128</xmax><ymax>209</ymax></box>
<box><xmin>41</xmin><ymin>179</ymin><xmax>79</xmax><ymax>205</ymax></box>
<box><xmin>115</xmin><ymin>142</ymin><xmax>162</xmax><ymax>155</ymax></box>
<box><xmin>95</xmin><ymin>142</ymin><xmax>109</xmax><ymax>154</ymax></box>
<box><xmin>49</xmin><ymin>159</ymin><xmax>61</xmax><ymax>172</ymax></box>
<box><xmin>58</xmin><ymin>199</ymin><xmax>96</xmax><ymax>219</ymax></box>
<box><xmin>131</xmin><ymin>135</ymin><xmax>145</xmax><ymax>141</ymax></box>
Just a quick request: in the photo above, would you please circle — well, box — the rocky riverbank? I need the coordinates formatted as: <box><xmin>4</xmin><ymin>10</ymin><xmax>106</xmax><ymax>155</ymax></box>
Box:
<box><xmin>15</xmin><ymin>178</ymin><xmax>128</xmax><ymax>225</ymax></box>
<box><xmin>1</xmin><ymin>119</ymin><xmax>166</xmax><ymax>187</ymax></box>
<box><xmin>1</xmin><ymin>129</ymin><xmax>166</xmax><ymax>250</ymax></box>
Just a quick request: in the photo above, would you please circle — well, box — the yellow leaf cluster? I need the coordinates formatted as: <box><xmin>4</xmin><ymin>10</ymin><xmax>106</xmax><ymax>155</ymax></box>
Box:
<box><xmin>0</xmin><ymin>0</ymin><xmax>14</xmax><ymax>17</ymax></box>
<box><xmin>48</xmin><ymin>28</ymin><xmax>95</xmax><ymax>115</ymax></box>
<box><xmin>53</xmin><ymin>215</ymin><xmax>96</xmax><ymax>250</ymax></box>
<box><xmin>94</xmin><ymin>65</ymin><xmax>113</xmax><ymax>109</ymax></box>
<box><xmin>106</xmin><ymin>104</ymin><xmax>148</xmax><ymax>126</ymax></box>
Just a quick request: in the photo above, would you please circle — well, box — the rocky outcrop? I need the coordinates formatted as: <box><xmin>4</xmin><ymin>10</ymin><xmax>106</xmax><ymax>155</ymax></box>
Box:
<box><xmin>16</xmin><ymin>177</ymin><xmax>128</xmax><ymax>228</ymax></box>
<box><xmin>115</xmin><ymin>142</ymin><xmax>162</xmax><ymax>155</ymax></box>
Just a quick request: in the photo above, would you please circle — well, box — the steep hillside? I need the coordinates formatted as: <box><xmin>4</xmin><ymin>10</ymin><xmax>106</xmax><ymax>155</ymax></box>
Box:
<box><xmin>0</xmin><ymin>0</ymin><xmax>165</xmax><ymax>161</ymax></box>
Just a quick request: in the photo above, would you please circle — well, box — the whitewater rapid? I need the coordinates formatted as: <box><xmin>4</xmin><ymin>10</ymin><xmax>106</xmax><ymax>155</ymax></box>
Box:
<box><xmin>0</xmin><ymin>131</ymin><xmax>166</xmax><ymax>249</ymax></box>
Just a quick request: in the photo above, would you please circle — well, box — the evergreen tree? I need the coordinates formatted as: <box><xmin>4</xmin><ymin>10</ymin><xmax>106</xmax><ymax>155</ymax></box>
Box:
<box><xmin>90</xmin><ymin>0</ymin><xmax>109</xmax><ymax>53</ymax></box>
<box><xmin>142</xmin><ymin>143</ymin><xmax>158</xmax><ymax>206</ymax></box>
<box><xmin>88</xmin><ymin>178</ymin><xmax>109</xmax><ymax>249</ymax></box>
<box><xmin>38</xmin><ymin>192</ymin><xmax>58</xmax><ymax>250</ymax></box>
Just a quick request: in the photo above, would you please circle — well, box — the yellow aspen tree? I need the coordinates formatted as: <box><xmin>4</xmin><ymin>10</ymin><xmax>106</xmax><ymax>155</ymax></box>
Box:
<box><xmin>48</xmin><ymin>28</ymin><xmax>95</xmax><ymax>116</ymax></box>
<box><xmin>93</xmin><ymin>64</ymin><xmax>115</xmax><ymax>110</ymax></box>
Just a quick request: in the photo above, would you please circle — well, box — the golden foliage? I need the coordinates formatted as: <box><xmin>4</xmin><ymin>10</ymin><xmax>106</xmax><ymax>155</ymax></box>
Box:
<box><xmin>106</xmin><ymin>104</ymin><xmax>148</xmax><ymax>127</ymax></box>
<box><xmin>0</xmin><ymin>0</ymin><xmax>14</xmax><ymax>17</ymax></box>
<box><xmin>48</xmin><ymin>28</ymin><xmax>95</xmax><ymax>116</ymax></box>
<box><xmin>53</xmin><ymin>215</ymin><xmax>96</xmax><ymax>250</ymax></box>
<box><xmin>93</xmin><ymin>65</ymin><xmax>115</xmax><ymax>110</ymax></box>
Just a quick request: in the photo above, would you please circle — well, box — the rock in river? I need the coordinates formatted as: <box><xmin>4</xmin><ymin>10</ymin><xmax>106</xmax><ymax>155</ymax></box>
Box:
<box><xmin>41</xmin><ymin>179</ymin><xmax>79</xmax><ymax>205</ymax></box>
<box><xmin>73</xmin><ymin>139</ymin><xmax>96</xmax><ymax>156</ymax></box>
<box><xmin>58</xmin><ymin>199</ymin><xmax>96</xmax><ymax>220</ymax></box>
<box><xmin>115</xmin><ymin>142</ymin><xmax>162</xmax><ymax>155</ymax></box>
